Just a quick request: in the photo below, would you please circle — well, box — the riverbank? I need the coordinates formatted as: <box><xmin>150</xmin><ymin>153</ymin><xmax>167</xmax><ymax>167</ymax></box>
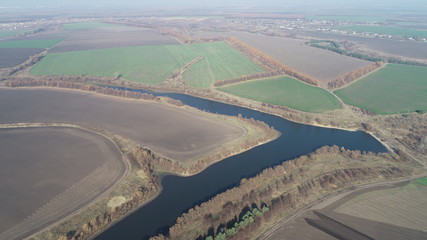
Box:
<box><xmin>0</xmin><ymin>86</ymin><xmax>278</xmax><ymax>240</ymax></box>
<box><xmin>148</xmin><ymin>145</ymin><xmax>422</xmax><ymax>240</ymax></box>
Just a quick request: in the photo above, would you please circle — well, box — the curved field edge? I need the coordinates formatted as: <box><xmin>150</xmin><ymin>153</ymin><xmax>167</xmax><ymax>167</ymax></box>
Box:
<box><xmin>0</xmin><ymin>86</ymin><xmax>278</xmax><ymax>240</ymax></box>
<box><xmin>218</xmin><ymin>76</ymin><xmax>342</xmax><ymax>113</ymax></box>
<box><xmin>28</xmin><ymin>42</ymin><xmax>263</xmax><ymax>87</ymax></box>
<box><xmin>334</xmin><ymin>64</ymin><xmax>427</xmax><ymax>114</ymax></box>
<box><xmin>0</xmin><ymin>123</ymin><xmax>127</xmax><ymax>240</ymax></box>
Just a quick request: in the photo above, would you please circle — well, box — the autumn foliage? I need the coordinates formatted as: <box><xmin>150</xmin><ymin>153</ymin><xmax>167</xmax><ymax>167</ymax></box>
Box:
<box><xmin>221</xmin><ymin>37</ymin><xmax>318</xmax><ymax>86</ymax></box>
<box><xmin>150</xmin><ymin>146</ymin><xmax>410</xmax><ymax>240</ymax></box>
<box><xmin>327</xmin><ymin>62</ymin><xmax>384</xmax><ymax>89</ymax></box>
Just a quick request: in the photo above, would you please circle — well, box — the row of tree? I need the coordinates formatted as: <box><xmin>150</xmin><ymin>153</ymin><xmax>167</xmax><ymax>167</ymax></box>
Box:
<box><xmin>225</xmin><ymin>37</ymin><xmax>318</xmax><ymax>86</ymax></box>
<box><xmin>5</xmin><ymin>79</ymin><xmax>182</xmax><ymax>103</ymax></box>
<box><xmin>327</xmin><ymin>62</ymin><xmax>384</xmax><ymax>89</ymax></box>
<box><xmin>70</xmin><ymin>146</ymin><xmax>161</xmax><ymax>240</ymax></box>
<box><xmin>307</xmin><ymin>40</ymin><xmax>427</xmax><ymax>67</ymax></box>
<box><xmin>0</xmin><ymin>51</ymin><xmax>47</xmax><ymax>77</ymax></box>
<box><xmin>149</xmin><ymin>146</ymin><xmax>410</xmax><ymax>240</ymax></box>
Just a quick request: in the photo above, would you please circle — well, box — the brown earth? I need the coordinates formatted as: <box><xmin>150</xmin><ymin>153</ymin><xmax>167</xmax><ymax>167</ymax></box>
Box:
<box><xmin>0</xmin><ymin>126</ymin><xmax>124</xmax><ymax>240</ymax></box>
<box><xmin>190</xmin><ymin>31</ymin><xmax>370</xmax><ymax>85</ymax></box>
<box><xmin>264</xmin><ymin>180</ymin><xmax>427</xmax><ymax>240</ymax></box>
<box><xmin>0</xmin><ymin>87</ymin><xmax>245</xmax><ymax>162</ymax></box>
<box><xmin>0</xmin><ymin>48</ymin><xmax>44</xmax><ymax>68</ymax></box>
<box><xmin>48</xmin><ymin>26</ymin><xmax>179</xmax><ymax>53</ymax></box>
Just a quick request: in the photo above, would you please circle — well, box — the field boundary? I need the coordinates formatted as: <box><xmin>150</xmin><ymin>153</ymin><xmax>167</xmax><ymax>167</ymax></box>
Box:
<box><xmin>327</xmin><ymin>62</ymin><xmax>386</xmax><ymax>90</ymax></box>
<box><xmin>163</xmin><ymin>56</ymin><xmax>203</xmax><ymax>87</ymax></box>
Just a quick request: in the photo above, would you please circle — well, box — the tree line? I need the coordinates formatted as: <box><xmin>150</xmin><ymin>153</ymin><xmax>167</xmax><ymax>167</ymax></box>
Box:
<box><xmin>307</xmin><ymin>40</ymin><xmax>427</xmax><ymax>67</ymax></box>
<box><xmin>327</xmin><ymin>62</ymin><xmax>384</xmax><ymax>89</ymax></box>
<box><xmin>149</xmin><ymin>146</ymin><xmax>411</xmax><ymax>240</ymax></box>
<box><xmin>225</xmin><ymin>37</ymin><xmax>318</xmax><ymax>86</ymax></box>
<box><xmin>0</xmin><ymin>51</ymin><xmax>47</xmax><ymax>77</ymax></box>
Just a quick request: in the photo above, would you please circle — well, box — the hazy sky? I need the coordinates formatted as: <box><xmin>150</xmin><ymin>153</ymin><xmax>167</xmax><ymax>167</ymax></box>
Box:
<box><xmin>1</xmin><ymin>0</ymin><xmax>426</xmax><ymax>10</ymax></box>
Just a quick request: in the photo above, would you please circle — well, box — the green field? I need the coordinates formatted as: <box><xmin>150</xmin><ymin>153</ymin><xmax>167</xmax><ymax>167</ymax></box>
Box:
<box><xmin>415</xmin><ymin>177</ymin><xmax>427</xmax><ymax>186</ymax></box>
<box><xmin>335</xmin><ymin>25</ymin><xmax>427</xmax><ymax>38</ymax></box>
<box><xmin>0</xmin><ymin>39</ymin><xmax>63</xmax><ymax>48</ymax></box>
<box><xmin>218</xmin><ymin>76</ymin><xmax>342</xmax><ymax>113</ymax></box>
<box><xmin>63</xmin><ymin>21</ymin><xmax>120</xmax><ymax>30</ymax></box>
<box><xmin>335</xmin><ymin>64</ymin><xmax>427</xmax><ymax>114</ymax></box>
<box><xmin>0</xmin><ymin>29</ymin><xmax>34</xmax><ymax>38</ymax></box>
<box><xmin>30</xmin><ymin>42</ymin><xmax>263</xmax><ymax>86</ymax></box>
<box><xmin>181</xmin><ymin>43</ymin><xmax>264</xmax><ymax>87</ymax></box>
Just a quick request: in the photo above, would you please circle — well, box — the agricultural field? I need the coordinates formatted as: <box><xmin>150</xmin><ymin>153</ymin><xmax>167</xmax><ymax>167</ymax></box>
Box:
<box><xmin>0</xmin><ymin>39</ymin><xmax>63</xmax><ymax>48</ymax></box>
<box><xmin>305</xmin><ymin>31</ymin><xmax>427</xmax><ymax>61</ymax></box>
<box><xmin>0</xmin><ymin>88</ymin><xmax>244</xmax><ymax>161</ymax></box>
<box><xmin>180</xmin><ymin>42</ymin><xmax>264</xmax><ymax>87</ymax></box>
<box><xmin>307</xmin><ymin>15</ymin><xmax>391</xmax><ymax>23</ymax></box>
<box><xmin>218</xmin><ymin>76</ymin><xmax>341</xmax><ymax>113</ymax></box>
<box><xmin>0</xmin><ymin>29</ymin><xmax>33</xmax><ymax>39</ymax></box>
<box><xmin>0</xmin><ymin>38</ymin><xmax>62</xmax><ymax>68</ymax></box>
<box><xmin>0</xmin><ymin>127</ymin><xmax>124</xmax><ymax>240</ymax></box>
<box><xmin>0</xmin><ymin>48</ymin><xmax>44</xmax><ymax>68</ymax></box>
<box><xmin>334</xmin><ymin>64</ymin><xmax>427</xmax><ymax>114</ymax></box>
<box><xmin>192</xmin><ymin>31</ymin><xmax>371</xmax><ymax>85</ymax></box>
<box><xmin>31</xmin><ymin>42</ymin><xmax>263</xmax><ymax>86</ymax></box>
<box><xmin>62</xmin><ymin>21</ymin><xmax>121</xmax><ymax>30</ymax></box>
<box><xmin>268</xmin><ymin>180</ymin><xmax>427</xmax><ymax>240</ymax></box>
<box><xmin>334</xmin><ymin>181</ymin><xmax>427</xmax><ymax>233</ymax></box>
<box><xmin>49</xmin><ymin>26</ymin><xmax>179</xmax><ymax>52</ymax></box>
<box><xmin>335</xmin><ymin>25</ymin><xmax>427</xmax><ymax>38</ymax></box>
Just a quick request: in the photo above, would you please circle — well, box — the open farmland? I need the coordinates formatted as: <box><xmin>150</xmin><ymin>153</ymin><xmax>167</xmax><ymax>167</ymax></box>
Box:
<box><xmin>304</xmin><ymin>32</ymin><xmax>427</xmax><ymax>61</ymax></box>
<box><xmin>0</xmin><ymin>127</ymin><xmax>124</xmax><ymax>240</ymax></box>
<box><xmin>31</xmin><ymin>42</ymin><xmax>263</xmax><ymax>86</ymax></box>
<box><xmin>180</xmin><ymin>42</ymin><xmax>264</xmax><ymax>87</ymax></box>
<box><xmin>191</xmin><ymin>31</ymin><xmax>371</xmax><ymax>85</ymax></box>
<box><xmin>335</xmin><ymin>25</ymin><xmax>427</xmax><ymax>38</ymax></box>
<box><xmin>62</xmin><ymin>21</ymin><xmax>121</xmax><ymax>30</ymax></box>
<box><xmin>218</xmin><ymin>76</ymin><xmax>341</xmax><ymax>113</ymax></box>
<box><xmin>0</xmin><ymin>39</ymin><xmax>62</xmax><ymax>48</ymax></box>
<box><xmin>0</xmin><ymin>88</ymin><xmax>245</xmax><ymax>161</ymax></box>
<box><xmin>49</xmin><ymin>26</ymin><xmax>179</xmax><ymax>52</ymax></box>
<box><xmin>267</xmin><ymin>180</ymin><xmax>427</xmax><ymax>240</ymax></box>
<box><xmin>334</xmin><ymin>181</ymin><xmax>427</xmax><ymax>234</ymax></box>
<box><xmin>307</xmin><ymin>15</ymin><xmax>392</xmax><ymax>22</ymax></box>
<box><xmin>334</xmin><ymin>64</ymin><xmax>427</xmax><ymax>114</ymax></box>
<box><xmin>0</xmin><ymin>48</ymin><xmax>44</xmax><ymax>68</ymax></box>
<box><xmin>0</xmin><ymin>29</ymin><xmax>33</xmax><ymax>39</ymax></box>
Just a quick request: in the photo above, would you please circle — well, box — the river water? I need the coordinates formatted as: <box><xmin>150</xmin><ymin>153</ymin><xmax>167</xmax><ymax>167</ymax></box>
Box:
<box><xmin>96</xmin><ymin>88</ymin><xmax>386</xmax><ymax>240</ymax></box>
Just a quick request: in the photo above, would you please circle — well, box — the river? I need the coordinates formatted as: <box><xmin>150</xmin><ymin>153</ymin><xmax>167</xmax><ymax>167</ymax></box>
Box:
<box><xmin>96</xmin><ymin>88</ymin><xmax>386</xmax><ymax>240</ymax></box>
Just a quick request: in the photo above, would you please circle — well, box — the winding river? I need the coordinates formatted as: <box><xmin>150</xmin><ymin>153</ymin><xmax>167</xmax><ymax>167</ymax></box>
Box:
<box><xmin>96</xmin><ymin>88</ymin><xmax>386</xmax><ymax>240</ymax></box>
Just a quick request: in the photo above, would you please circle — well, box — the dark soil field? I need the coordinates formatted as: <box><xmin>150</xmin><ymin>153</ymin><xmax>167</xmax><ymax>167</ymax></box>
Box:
<box><xmin>305</xmin><ymin>31</ymin><xmax>427</xmax><ymax>61</ymax></box>
<box><xmin>49</xmin><ymin>26</ymin><xmax>179</xmax><ymax>52</ymax></box>
<box><xmin>191</xmin><ymin>31</ymin><xmax>370</xmax><ymax>85</ymax></box>
<box><xmin>0</xmin><ymin>88</ymin><xmax>244</xmax><ymax>161</ymax></box>
<box><xmin>265</xmin><ymin>181</ymin><xmax>427</xmax><ymax>240</ymax></box>
<box><xmin>0</xmin><ymin>48</ymin><xmax>44</xmax><ymax>68</ymax></box>
<box><xmin>0</xmin><ymin>127</ymin><xmax>124</xmax><ymax>240</ymax></box>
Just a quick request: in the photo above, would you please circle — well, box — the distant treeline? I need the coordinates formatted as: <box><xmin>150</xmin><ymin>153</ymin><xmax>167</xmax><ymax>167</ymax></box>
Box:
<box><xmin>306</xmin><ymin>40</ymin><xmax>427</xmax><ymax>67</ymax></box>
<box><xmin>149</xmin><ymin>146</ymin><xmax>411</xmax><ymax>240</ymax></box>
